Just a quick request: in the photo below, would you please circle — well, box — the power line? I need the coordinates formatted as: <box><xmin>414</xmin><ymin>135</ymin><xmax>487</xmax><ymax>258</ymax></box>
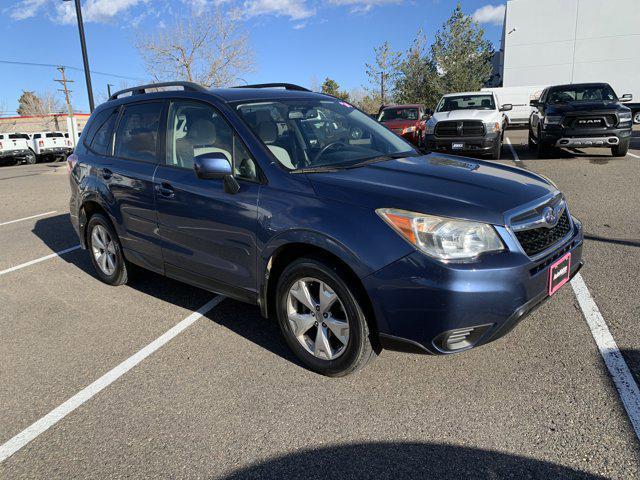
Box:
<box><xmin>0</xmin><ymin>60</ymin><xmax>145</xmax><ymax>82</ymax></box>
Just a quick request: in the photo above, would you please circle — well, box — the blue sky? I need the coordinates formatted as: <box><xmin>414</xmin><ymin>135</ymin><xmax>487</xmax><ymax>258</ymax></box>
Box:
<box><xmin>1</xmin><ymin>0</ymin><xmax>506</xmax><ymax>114</ymax></box>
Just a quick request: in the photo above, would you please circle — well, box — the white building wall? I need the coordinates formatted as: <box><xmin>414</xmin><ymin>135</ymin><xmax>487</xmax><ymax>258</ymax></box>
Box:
<box><xmin>502</xmin><ymin>0</ymin><xmax>640</xmax><ymax>97</ymax></box>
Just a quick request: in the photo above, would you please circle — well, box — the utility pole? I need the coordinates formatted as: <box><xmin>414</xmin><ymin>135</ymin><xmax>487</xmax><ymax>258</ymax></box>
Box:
<box><xmin>65</xmin><ymin>0</ymin><xmax>95</xmax><ymax>111</ymax></box>
<box><xmin>55</xmin><ymin>66</ymin><xmax>78</xmax><ymax>146</ymax></box>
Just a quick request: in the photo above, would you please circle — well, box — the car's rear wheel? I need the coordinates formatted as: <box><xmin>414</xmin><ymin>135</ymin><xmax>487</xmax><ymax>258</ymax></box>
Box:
<box><xmin>633</xmin><ymin>110</ymin><xmax>640</xmax><ymax>125</ymax></box>
<box><xmin>276</xmin><ymin>257</ymin><xmax>376</xmax><ymax>376</ymax></box>
<box><xmin>25</xmin><ymin>150</ymin><xmax>37</xmax><ymax>164</ymax></box>
<box><xmin>612</xmin><ymin>138</ymin><xmax>629</xmax><ymax>157</ymax></box>
<box><xmin>87</xmin><ymin>213</ymin><xmax>129</xmax><ymax>286</ymax></box>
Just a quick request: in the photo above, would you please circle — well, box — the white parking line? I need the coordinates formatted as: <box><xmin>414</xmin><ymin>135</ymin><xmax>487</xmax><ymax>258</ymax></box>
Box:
<box><xmin>0</xmin><ymin>211</ymin><xmax>57</xmax><ymax>226</ymax></box>
<box><xmin>627</xmin><ymin>152</ymin><xmax>639</xmax><ymax>159</ymax></box>
<box><xmin>505</xmin><ymin>137</ymin><xmax>524</xmax><ymax>166</ymax></box>
<box><xmin>0</xmin><ymin>245</ymin><xmax>81</xmax><ymax>276</ymax></box>
<box><xmin>571</xmin><ymin>273</ymin><xmax>640</xmax><ymax>440</ymax></box>
<box><xmin>0</xmin><ymin>296</ymin><xmax>224</xmax><ymax>463</ymax></box>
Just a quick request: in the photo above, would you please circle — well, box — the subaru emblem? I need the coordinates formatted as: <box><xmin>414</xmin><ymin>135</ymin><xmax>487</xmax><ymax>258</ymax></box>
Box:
<box><xmin>542</xmin><ymin>206</ymin><xmax>557</xmax><ymax>226</ymax></box>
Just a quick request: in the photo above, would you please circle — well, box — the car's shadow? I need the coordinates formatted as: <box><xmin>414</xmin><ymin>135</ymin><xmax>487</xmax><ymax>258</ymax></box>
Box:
<box><xmin>218</xmin><ymin>441</ymin><xmax>608</xmax><ymax>479</ymax></box>
<box><xmin>32</xmin><ymin>214</ymin><xmax>301</xmax><ymax>369</ymax></box>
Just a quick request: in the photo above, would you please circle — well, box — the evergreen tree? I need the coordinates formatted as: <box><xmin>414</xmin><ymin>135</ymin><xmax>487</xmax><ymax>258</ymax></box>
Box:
<box><xmin>321</xmin><ymin>77</ymin><xmax>350</xmax><ymax>101</ymax></box>
<box><xmin>430</xmin><ymin>2</ymin><xmax>494</xmax><ymax>94</ymax></box>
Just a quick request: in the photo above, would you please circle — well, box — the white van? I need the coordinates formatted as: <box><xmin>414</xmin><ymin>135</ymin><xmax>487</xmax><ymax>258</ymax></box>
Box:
<box><xmin>482</xmin><ymin>85</ymin><xmax>546</xmax><ymax>126</ymax></box>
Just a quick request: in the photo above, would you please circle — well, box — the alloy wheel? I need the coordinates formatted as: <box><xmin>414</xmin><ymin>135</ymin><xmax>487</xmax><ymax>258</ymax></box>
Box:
<box><xmin>286</xmin><ymin>277</ymin><xmax>350</xmax><ymax>361</ymax></box>
<box><xmin>91</xmin><ymin>224</ymin><xmax>117</xmax><ymax>276</ymax></box>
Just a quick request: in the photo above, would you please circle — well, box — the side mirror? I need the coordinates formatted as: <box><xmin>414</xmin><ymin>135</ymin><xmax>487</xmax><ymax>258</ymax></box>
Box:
<box><xmin>620</xmin><ymin>94</ymin><xmax>633</xmax><ymax>103</ymax></box>
<box><xmin>194</xmin><ymin>152</ymin><xmax>232</xmax><ymax>179</ymax></box>
<box><xmin>500</xmin><ymin>104</ymin><xmax>513</xmax><ymax>111</ymax></box>
<box><xmin>425</xmin><ymin>109</ymin><xmax>434</xmax><ymax>116</ymax></box>
<box><xmin>529</xmin><ymin>100</ymin><xmax>540</xmax><ymax>108</ymax></box>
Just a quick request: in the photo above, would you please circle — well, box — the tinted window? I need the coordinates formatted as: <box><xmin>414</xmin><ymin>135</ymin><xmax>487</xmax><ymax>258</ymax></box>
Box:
<box><xmin>547</xmin><ymin>85</ymin><xmax>617</xmax><ymax>104</ymax></box>
<box><xmin>114</xmin><ymin>102</ymin><xmax>162</xmax><ymax>163</ymax></box>
<box><xmin>46</xmin><ymin>132</ymin><xmax>64</xmax><ymax>138</ymax></box>
<box><xmin>90</xmin><ymin>111</ymin><xmax>118</xmax><ymax>156</ymax></box>
<box><xmin>33</xmin><ymin>134</ymin><xmax>41</xmax><ymax>139</ymax></box>
<box><xmin>9</xmin><ymin>134</ymin><xmax>30</xmax><ymax>140</ymax></box>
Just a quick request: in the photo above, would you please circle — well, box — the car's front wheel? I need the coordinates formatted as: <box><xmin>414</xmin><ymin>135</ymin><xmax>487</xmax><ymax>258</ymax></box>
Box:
<box><xmin>87</xmin><ymin>213</ymin><xmax>129</xmax><ymax>286</ymax></box>
<box><xmin>276</xmin><ymin>257</ymin><xmax>377</xmax><ymax>376</ymax></box>
<box><xmin>612</xmin><ymin>138</ymin><xmax>629</xmax><ymax>157</ymax></box>
<box><xmin>490</xmin><ymin>139</ymin><xmax>502</xmax><ymax>160</ymax></box>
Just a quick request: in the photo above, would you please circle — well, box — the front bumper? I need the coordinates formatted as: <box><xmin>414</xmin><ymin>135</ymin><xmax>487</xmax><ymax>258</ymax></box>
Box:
<box><xmin>541</xmin><ymin>125</ymin><xmax>632</xmax><ymax>148</ymax></box>
<box><xmin>365</xmin><ymin>218</ymin><xmax>584</xmax><ymax>354</ymax></box>
<box><xmin>426</xmin><ymin>131</ymin><xmax>500</xmax><ymax>154</ymax></box>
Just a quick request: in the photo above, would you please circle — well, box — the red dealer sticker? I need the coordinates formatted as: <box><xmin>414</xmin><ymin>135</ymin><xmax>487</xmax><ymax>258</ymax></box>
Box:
<box><xmin>548</xmin><ymin>252</ymin><xmax>571</xmax><ymax>296</ymax></box>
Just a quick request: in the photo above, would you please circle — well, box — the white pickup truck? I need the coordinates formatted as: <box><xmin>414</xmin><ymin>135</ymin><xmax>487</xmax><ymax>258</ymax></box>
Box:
<box><xmin>0</xmin><ymin>132</ymin><xmax>36</xmax><ymax>165</ymax></box>
<box><xmin>31</xmin><ymin>131</ymin><xmax>69</xmax><ymax>162</ymax></box>
<box><xmin>425</xmin><ymin>91</ymin><xmax>512</xmax><ymax>160</ymax></box>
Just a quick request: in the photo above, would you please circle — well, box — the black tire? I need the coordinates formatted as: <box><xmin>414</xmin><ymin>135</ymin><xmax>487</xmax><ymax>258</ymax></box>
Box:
<box><xmin>275</xmin><ymin>257</ymin><xmax>377</xmax><ymax>377</ymax></box>
<box><xmin>535</xmin><ymin>128</ymin><xmax>551</xmax><ymax>158</ymax></box>
<box><xmin>528</xmin><ymin>128</ymin><xmax>535</xmax><ymax>150</ymax></box>
<box><xmin>490</xmin><ymin>140</ymin><xmax>502</xmax><ymax>160</ymax></box>
<box><xmin>633</xmin><ymin>110</ymin><xmax>640</xmax><ymax>125</ymax></box>
<box><xmin>25</xmin><ymin>150</ymin><xmax>37</xmax><ymax>164</ymax></box>
<box><xmin>612</xmin><ymin>138</ymin><xmax>629</xmax><ymax>157</ymax></box>
<box><xmin>86</xmin><ymin>213</ymin><xmax>129</xmax><ymax>286</ymax></box>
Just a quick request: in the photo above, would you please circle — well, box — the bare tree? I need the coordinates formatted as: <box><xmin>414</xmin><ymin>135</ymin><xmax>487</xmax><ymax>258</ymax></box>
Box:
<box><xmin>365</xmin><ymin>41</ymin><xmax>402</xmax><ymax>107</ymax></box>
<box><xmin>136</xmin><ymin>10</ymin><xmax>253</xmax><ymax>88</ymax></box>
<box><xmin>17</xmin><ymin>90</ymin><xmax>64</xmax><ymax>116</ymax></box>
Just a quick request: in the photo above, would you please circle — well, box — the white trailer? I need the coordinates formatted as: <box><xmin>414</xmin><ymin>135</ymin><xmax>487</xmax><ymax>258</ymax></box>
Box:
<box><xmin>482</xmin><ymin>85</ymin><xmax>546</xmax><ymax>126</ymax></box>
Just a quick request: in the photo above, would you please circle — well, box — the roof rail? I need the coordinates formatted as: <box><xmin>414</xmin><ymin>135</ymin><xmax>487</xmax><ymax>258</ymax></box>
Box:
<box><xmin>233</xmin><ymin>83</ymin><xmax>311</xmax><ymax>92</ymax></box>
<box><xmin>108</xmin><ymin>81</ymin><xmax>207</xmax><ymax>100</ymax></box>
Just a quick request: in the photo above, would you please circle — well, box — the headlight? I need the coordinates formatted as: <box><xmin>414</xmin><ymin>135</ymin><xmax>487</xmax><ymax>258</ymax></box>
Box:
<box><xmin>544</xmin><ymin>115</ymin><xmax>563</xmax><ymax>125</ymax></box>
<box><xmin>425</xmin><ymin>119</ymin><xmax>436</xmax><ymax>134</ymax></box>
<box><xmin>403</xmin><ymin>126</ymin><xmax>416</xmax><ymax>133</ymax></box>
<box><xmin>376</xmin><ymin>208</ymin><xmax>505</xmax><ymax>261</ymax></box>
<box><xmin>619</xmin><ymin>111</ymin><xmax>632</xmax><ymax>124</ymax></box>
<box><xmin>485</xmin><ymin>122</ymin><xmax>501</xmax><ymax>133</ymax></box>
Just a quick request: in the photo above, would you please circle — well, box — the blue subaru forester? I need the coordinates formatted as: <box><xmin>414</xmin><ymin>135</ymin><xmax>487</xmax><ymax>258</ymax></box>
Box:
<box><xmin>69</xmin><ymin>82</ymin><xmax>583</xmax><ymax>376</ymax></box>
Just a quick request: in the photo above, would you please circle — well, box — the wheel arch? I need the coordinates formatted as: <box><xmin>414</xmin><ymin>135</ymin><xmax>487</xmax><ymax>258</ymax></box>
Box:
<box><xmin>78</xmin><ymin>196</ymin><xmax>115</xmax><ymax>249</ymax></box>
<box><xmin>260</xmin><ymin>241</ymin><xmax>380</xmax><ymax>348</ymax></box>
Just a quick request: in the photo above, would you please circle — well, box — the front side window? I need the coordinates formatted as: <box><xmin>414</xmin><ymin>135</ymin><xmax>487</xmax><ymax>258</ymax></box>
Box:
<box><xmin>378</xmin><ymin>108</ymin><xmax>419</xmax><ymax>122</ymax></box>
<box><xmin>166</xmin><ymin>100</ymin><xmax>257</xmax><ymax>181</ymax></box>
<box><xmin>234</xmin><ymin>98</ymin><xmax>415</xmax><ymax>171</ymax></box>
<box><xmin>114</xmin><ymin>102</ymin><xmax>162</xmax><ymax>163</ymax></box>
<box><xmin>436</xmin><ymin>95</ymin><xmax>496</xmax><ymax>112</ymax></box>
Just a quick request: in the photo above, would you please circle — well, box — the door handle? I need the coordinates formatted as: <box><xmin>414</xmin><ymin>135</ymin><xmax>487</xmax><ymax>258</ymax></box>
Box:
<box><xmin>155</xmin><ymin>183</ymin><xmax>175</xmax><ymax>198</ymax></box>
<box><xmin>101</xmin><ymin>168</ymin><xmax>112</xmax><ymax>180</ymax></box>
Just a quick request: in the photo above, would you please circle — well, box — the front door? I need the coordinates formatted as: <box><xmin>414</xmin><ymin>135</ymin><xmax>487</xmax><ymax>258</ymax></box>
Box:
<box><xmin>154</xmin><ymin>99</ymin><xmax>261</xmax><ymax>300</ymax></box>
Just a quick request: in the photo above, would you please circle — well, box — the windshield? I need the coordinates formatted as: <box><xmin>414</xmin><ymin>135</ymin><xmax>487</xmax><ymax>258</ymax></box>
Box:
<box><xmin>547</xmin><ymin>85</ymin><xmax>617</xmax><ymax>104</ymax></box>
<box><xmin>9</xmin><ymin>134</ymin><xmax>29</xmax><ymax>140</ymax></box>
<box><xmin>234</xmin><ymin>98</ymin><xmax>416</xmax><ymax>171</ymax></box>
<box><xmin>378</xmin><ymin>108</ymin><xmax>419</xmax><ymax>122</ymax></box>
<box><xmin>436</xmin><ymin>95</ymin><xmax>495</xmax><ymax>112</ymax></box>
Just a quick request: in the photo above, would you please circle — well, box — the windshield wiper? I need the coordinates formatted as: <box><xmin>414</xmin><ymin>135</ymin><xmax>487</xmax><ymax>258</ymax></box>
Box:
<box><xmin>343</xmin><ymin>152</ymin><xmax>414</xmax><ymax>169</ymax></box>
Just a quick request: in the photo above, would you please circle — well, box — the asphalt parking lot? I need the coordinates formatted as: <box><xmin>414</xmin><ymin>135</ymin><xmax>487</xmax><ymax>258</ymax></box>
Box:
<box><xmin>1</xmin><ymin>128</ymin><xmax>639</xmax><ymax>479</ymax></box>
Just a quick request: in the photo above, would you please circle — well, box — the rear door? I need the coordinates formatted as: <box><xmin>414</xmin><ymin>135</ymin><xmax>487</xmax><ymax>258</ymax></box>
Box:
<box><xmin>153</xmin><ymin>99</ymin><xmax>261</xmax><ymax>300</ymax></box>
<box><xmin>107</xmin><ymin>101</ymin><xmax>165</xmax><ymax>272</ymax></box>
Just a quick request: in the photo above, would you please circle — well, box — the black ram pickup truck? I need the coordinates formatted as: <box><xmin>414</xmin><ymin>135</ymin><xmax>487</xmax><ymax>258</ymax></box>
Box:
<box><xmin>529</xmin><ymin>83</ymin><xmax>634</xmax><ymax>158</ymax></box>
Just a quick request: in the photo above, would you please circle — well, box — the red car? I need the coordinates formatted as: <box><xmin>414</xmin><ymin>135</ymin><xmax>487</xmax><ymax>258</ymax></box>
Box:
<box><xmin>378</xmin><ymin>104</ymin><xmax>431</xmax><ymax>148</ymax></box>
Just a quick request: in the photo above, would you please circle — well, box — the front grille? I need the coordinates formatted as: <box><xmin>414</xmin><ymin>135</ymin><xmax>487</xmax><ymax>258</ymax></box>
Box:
<box><xmin>515</xmin><ymin>210</ymin><xmax>571</xmax><ymax>256</ymax></box>
<box><xmin>567</xmin><ymin>114</ymin><xmax>617</xmax><ymax>128</ymax></box>
<box><xmin>435</xmin><ymin>120</ymin><xmax>484</xmax><ymax>137</ymax></box>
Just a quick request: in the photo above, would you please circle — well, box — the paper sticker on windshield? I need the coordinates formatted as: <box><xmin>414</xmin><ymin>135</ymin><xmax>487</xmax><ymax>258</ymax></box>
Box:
<box><xmin>339</xmin><ymin>101</ymin><xmax>353</xmax><ymax>108</ymax></box>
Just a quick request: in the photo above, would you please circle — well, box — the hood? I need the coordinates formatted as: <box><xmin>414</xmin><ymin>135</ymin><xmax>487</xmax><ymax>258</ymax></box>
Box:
<box><xmin>381</xmin><ymin>119</ymin><xmax>420</xmax><ymax>129</ymax></box>
<box><xmin>307</xmin><ymin>154</ymin><xmax>556</xmax><ymax>226</ymax></box>
<box><xmin>432</xmin><ymin>110</ymin><xmax>497</xmax><ymax>122</ymax></box>
<box><xmin>545</xmin><ymin>101</ymin><xmax>626</xmax><ymax>115</ymax></box>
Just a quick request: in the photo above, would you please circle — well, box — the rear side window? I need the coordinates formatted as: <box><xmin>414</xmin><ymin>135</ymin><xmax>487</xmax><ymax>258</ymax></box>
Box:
<box><xmin>90</xmin><ymin>111</ymin><xmax>118</xmax><ymax>156</ymax></box>
<box><xmin>114</xmin><ymin>102</ymin><xmax>163</xmax><ymax>163</ymax></box>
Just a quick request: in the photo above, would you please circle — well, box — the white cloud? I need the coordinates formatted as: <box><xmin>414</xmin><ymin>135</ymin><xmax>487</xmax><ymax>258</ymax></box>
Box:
<box><xmin>9</xmin><ymin>0</ymin><xmax>47</xmax><ymax>20</ymax></box>
<box><xmin>471</xmin><ymin>4</ymin><xmax>505</xmax><ymax>26</ymax></box>
<box><xmin>242</xmin><ymin>0</ymin><xmax>315</xmax><ymax>20</ymax></box>
<box><xmin>328</xmin><ymin>0</ymin><xmax>401</xmax><ymax>14</ymax></box>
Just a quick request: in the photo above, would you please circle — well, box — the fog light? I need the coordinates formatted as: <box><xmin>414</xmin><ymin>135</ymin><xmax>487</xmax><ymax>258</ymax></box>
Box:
<box><xmin>434</xmin><ymin>324</ymin><xmax>494</xmax><ymax>352</ymax></box>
